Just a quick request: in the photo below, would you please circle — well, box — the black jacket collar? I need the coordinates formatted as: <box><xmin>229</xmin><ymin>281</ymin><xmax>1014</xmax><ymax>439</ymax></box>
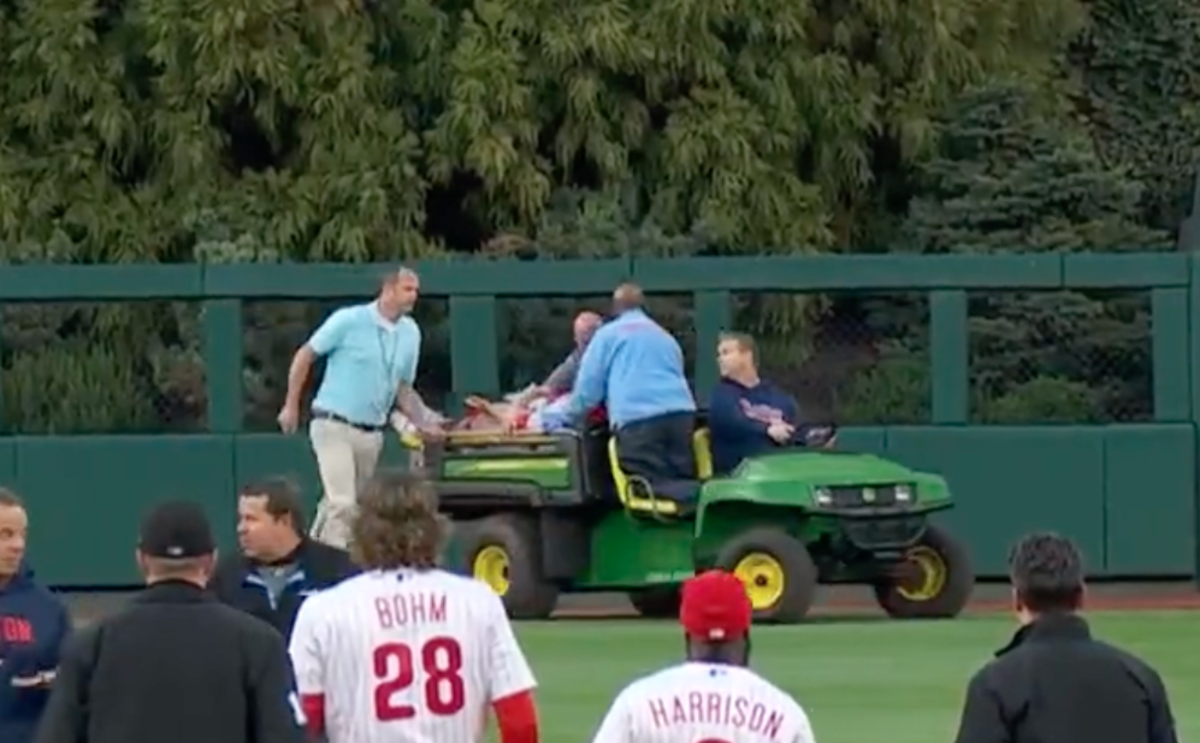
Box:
<box><xmin>995</xmin><ymin>612</ymin><xmax>1091</xmax><ymax>657</ymax></box>
<box><xmin>136</xmin><ymin>579</ymin><xmax>214</xmax><ymax>605</ymax></box>
<box><xmin>241</xmin><ymin>537</ymin><xmax>313</xmax><ymax>571</ymax></box>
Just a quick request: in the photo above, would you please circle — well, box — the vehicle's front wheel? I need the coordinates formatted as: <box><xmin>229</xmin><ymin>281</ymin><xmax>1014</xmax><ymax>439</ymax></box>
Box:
<box><xmin>873</xmin><ymin>524</ymin><xmax>974</xmax><ymax>619</ymax></box>
<box><xmin>716</xmin><ymin>528</ymin><xmax>819</xmax><ymax>624</ymax></box>
<box><xmin>459</xmin><ymin>514</ymin><xmax>560</xmax><ymax>619</ymax></box>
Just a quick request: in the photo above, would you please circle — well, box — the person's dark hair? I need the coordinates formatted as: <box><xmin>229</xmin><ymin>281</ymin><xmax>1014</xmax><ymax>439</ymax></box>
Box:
<box><xmin>239</xmin><ymin>477</ymin><xmax>306</xmax><ymax>533</ymax></box>
<box><xmin>0</xmin><ymin>488</ymin><xmax>23</xmax><ymax>509</ymax></box>
<box><xmin>351</xmin><ymin>470</ymin><xmax>448</xmax><ymax>570</ymax></box>
<box><xmin>1009</xmin><ymin>532</ymin><xmax>1084</xmax><ymax>613</ymax></box>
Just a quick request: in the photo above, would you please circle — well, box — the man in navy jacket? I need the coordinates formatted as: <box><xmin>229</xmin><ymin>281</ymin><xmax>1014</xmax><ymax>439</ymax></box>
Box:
<box><xmin>210</xmin><ymin>478</ymin><xmax>356</xmax><ymax>640</ymax></box>
<box><xmin>708</xmin><ymin>332</ymin><xmax>835</xmax><ymax>475</ymax></box>
<box><xmin>0</xmin><ymin>489</ymin><xmax>70</xmax><ymax>743</ymax></box>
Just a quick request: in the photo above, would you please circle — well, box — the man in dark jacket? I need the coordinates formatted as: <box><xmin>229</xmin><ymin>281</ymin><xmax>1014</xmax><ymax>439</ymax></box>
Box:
<box><xmin>210</xmin><ymin>478</ymin><xmax>356</xmax><ymax>639</ymax></box>
<box><xmin>953</xmin><ymin>532</ymin><xmax>1178</xmax><ymax>743</ymax></box>
<box><xmin>708</xmin><ymin>332</ymin><xmax>834</xmax><ymax>474</ymax></box>
<box><xmin>35</xmin><ymin>500</ymin><xmax>306</xmax><ymax>743</ymax></box>
<box><xmin>0</xmin><ymin>489</ymin><xmax>70</xmax><ymax>743</ymax></box>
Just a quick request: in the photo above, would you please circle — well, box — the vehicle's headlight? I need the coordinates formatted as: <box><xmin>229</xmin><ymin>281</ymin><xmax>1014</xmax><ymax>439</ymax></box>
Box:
<box><xmin>895</xmin><ymin>485</ymin><xmax>913</xmax><ymax>503</ymax></box>
<box><xmin>815</xmin><ymin>487</ymin><xmax>833</xmax><ymax>506</ymax></box>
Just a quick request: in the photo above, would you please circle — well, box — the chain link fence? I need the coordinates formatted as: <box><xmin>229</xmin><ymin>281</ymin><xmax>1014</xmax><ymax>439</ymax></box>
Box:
<box><xmin>0</xmin><ymin>288</ymin><xmax>1149</xmax><ymax>434</ymax></box>
<box><xmin>0</xmin><ymin>302</ymin><xmax>206</xmax><ymax>434</ymax></box>
<box><xmin>733</xmin><ymin>292</ymin><xmax>932</xmax><ymax>425</ymax></box>
<box><xmin>968</xmin><ymin>290</ymin><xmax>1153</xmax><ymax>423</ymax></box>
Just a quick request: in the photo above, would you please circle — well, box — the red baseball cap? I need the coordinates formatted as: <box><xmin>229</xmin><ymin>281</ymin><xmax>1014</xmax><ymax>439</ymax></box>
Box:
<box><xmin>679</xmin><ymin>570</ymin><xmax>752</xmax><ymax>641</ymax></box>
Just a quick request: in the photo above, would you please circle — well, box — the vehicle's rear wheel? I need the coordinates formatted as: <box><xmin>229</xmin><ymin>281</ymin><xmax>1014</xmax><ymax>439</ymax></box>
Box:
<box><xmin>873</xmin><ymin>524</ymin><xmax>974</xmax><ymax>619</ymax></box>
<box><xmin>460</xmin><ymin>514</ymin><xmax>559</xmax><ymax>619</ymax></box>
<box><xmin>628</xmin><ymin>586</ymin><xmax>682</xmax><ymax>618</ymax></box>
<box><xmin>716</xmin><ymin>528</ymin><xmax>819</xmax><ymax>624</ymax></box>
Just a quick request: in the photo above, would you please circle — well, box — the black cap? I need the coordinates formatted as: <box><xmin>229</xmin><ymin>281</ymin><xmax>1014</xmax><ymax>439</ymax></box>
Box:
<box><xmin>138</xmin><ymin>501</ymin><xmax>216</xmax><ymax>559</ymax></box>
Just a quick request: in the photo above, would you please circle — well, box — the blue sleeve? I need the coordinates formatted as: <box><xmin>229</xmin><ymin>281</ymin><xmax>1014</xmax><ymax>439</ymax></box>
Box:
<box><xmin>307</xmin><ymin>308</ymin><xmax>353</xmax><ymax>356</ymax></box>
<box><xmin>566</xmin><ymin>329</ymin><xmax>613</xmax><ymax>418</ymax></box>
<box><xmin>15</xmin><ymin>598</ymin><xmax>70</xmax><ymax>712</ymax></box>
<box><xmin>709</xmin><ymin>384</ymin><xmax>768</xmax><ymax>436</ymax></box>
<box><xmin>50</xmin><ymin>599</ymin><xmax>71</xmax><ymax>665</ymax></box>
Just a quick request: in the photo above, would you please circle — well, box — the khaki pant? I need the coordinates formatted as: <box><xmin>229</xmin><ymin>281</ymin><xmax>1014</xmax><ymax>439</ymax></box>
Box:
<box><xmin>309</xmin><ymin>418</ymin><xmax>384</xmax><ymax>549</ymax></box>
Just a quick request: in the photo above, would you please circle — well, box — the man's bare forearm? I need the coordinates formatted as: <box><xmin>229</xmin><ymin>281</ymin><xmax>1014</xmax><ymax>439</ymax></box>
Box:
<box><xmin>395</xmin><ymin>384</ymin><xmax>429</xmax><ymax>425</ymax></box>
<box><xmin>285</xmin><ymin>347</ymin><xmax>316</xmax><ymax>407</ymax></box>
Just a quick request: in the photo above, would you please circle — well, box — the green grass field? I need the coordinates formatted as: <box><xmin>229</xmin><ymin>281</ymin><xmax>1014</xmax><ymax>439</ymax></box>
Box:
<box><xmin>514</xmin><ymin>612</ymin><xmax>1200</xmax><ymax>743</ymax></box>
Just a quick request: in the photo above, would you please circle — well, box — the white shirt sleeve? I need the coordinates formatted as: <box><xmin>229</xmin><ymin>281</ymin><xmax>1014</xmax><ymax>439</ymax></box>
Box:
<box><xmin>790</xmin><ymin>701</ymin><xmax>817</xmax><ymax>743</ymax></box>
<box><xmin>484</xmin><ymin>592</ymin><xmax>537</xmax><ymax>702</ymax></box>
<box><xmin>590</xmin><ymin>687</ymin><xmax>634</xmax><ymax>743</ymax></box>
<box><xmin>288</xmin><ymin>595</ymin><xmax>326</xmax><ymax>696</ymax></box>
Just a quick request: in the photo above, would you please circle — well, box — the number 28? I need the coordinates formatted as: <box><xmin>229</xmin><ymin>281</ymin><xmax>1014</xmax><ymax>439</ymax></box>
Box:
<box><xmin>373</xmin><ymin>637</ymin><xmax>465</xmax><ymax>720</ymax></box>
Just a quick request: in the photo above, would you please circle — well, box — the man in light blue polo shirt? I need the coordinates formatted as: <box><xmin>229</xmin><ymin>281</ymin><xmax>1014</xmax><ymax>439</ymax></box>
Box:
<box><xmin>560</xmin><ymin>283</ymin><xmax>698</xmax><ymax>498</ymax></box>
<box><xmin>277</xmin><ymin>268</ymin><xmax>440</xmax><ymax>548</ymax></box>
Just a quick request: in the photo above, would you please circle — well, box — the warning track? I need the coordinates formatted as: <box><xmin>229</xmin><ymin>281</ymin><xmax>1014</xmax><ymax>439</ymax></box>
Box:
<box><xmin>64</xmin><ymin>581</ymin><xmax>1200</xmax><ymax>624</ymax></box>
<box><xmin>547</xmin><ymin>581</ymin><xmax>1200</xmax><ymax>619</ymax></box>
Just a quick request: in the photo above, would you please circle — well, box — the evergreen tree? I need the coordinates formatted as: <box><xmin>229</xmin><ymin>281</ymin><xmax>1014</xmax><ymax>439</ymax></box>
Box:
<box><xmin>902</xmin><ymin>81</ymin><xmax>1170</xmax><ymax>423</ymax></box>
<box><xmin>1069</xmin><ymin>0</ymin><xmax>1200</xmax><ymax>236</ymax></box>
<box><xmin>0</xmin><ymin>0</ymin><xmax>1088</xmax><ymax>428</ymax></box>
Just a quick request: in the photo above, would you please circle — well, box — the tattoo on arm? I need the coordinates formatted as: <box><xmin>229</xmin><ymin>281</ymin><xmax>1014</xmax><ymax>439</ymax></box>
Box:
<box><xmin>396</xmin><ymin>384</ymin><xmax>427</xmax><ymax>425</ymax></box>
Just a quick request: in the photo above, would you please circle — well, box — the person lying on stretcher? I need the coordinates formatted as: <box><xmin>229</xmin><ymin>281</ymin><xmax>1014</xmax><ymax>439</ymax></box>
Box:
<box><xmin>389</xmin><ymin>388</ymin><xmax>605</xmax><ymax>441</ymax></box>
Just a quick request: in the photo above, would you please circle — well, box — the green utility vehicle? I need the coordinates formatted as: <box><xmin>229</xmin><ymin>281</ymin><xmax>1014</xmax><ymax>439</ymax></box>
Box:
<box><xmin>429</xmin><ymin>421</ymin><xmax>973</xmax><ymax>623</ymax></box>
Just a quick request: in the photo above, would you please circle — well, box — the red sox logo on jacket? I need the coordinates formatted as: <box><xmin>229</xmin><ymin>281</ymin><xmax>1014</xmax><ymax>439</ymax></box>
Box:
<box><xmin>0</xmin><ymin>614</ymin><xmax>33</xmax><ymax>645</ymax></box>
<box><xmin>739</xmin><ymin>399</ymin><xmax>784</xmax><ymax>425</ymax></box>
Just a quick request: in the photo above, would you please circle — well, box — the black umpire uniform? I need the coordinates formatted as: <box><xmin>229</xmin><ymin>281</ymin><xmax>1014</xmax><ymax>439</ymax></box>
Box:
<box><xmin>34</xmin><ymin>502</ymin><xmax>306</xmax><ymax>743</ymax></box>
<box><xmin>954</xmin><ymin>613</ymin><xmax>1178</xmax><ymax>743</ymax></box>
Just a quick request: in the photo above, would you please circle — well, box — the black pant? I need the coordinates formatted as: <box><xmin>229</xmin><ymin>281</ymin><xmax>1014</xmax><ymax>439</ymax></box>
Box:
<box><xmin>615</xmin><ymin>411</ymin><xmax>697</xmax><ymax>486</ymax></box>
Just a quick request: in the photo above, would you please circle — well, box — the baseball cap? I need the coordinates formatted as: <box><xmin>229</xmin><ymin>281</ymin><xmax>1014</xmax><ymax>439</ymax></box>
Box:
<box><xmin>679</xmin><ymin>570</ymin><xmax>752</xmax><ymax>641</ymax></box>
<box><xmin>138</xmin><ymin>500</ymin><xmax>216</xmax><ymax>559</ymax></box>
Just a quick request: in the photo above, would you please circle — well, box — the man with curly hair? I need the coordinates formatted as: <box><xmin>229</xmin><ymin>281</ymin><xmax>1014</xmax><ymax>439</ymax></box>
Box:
<box><xmin>288</xmin><ymin>470</ymin><xmax>540</xmax><ymax>743</ymax></box>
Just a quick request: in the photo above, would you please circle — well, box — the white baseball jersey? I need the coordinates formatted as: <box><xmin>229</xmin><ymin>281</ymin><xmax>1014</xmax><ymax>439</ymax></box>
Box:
<box><xmin>289</xmin><ymin>568</ymin><xmax>536</xmax><ymax>743</ymax></box>
<box><xmin>591</xmin><ymin>662</ymin><xmax>815</xmax><ymax>743</ymax></box>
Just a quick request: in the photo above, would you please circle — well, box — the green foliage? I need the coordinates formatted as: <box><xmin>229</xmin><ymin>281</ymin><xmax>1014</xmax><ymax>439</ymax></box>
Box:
<box><xmin>975</xmin><ymin>376</ymin><xmax>1099</xmax><ymax>424</ymax></box>
<box><xmin>1069</xmin><ymin>0</ymin><xmax>1200</xmax><ymax>235</ymax></box>
<box><xmin>0</xmin><ymin>0</ymin><xmax>1083</xmax><ymax>262</ymax></box>
<box><xmin>904</xmin><ymin>82</ymin><xmax>1164</xmax><ymax>422</ymax></box>
<box><xmin>0</xmin><ymin>302</ymin><xmax>204</xmax><ymax>433</ymax></box>
<box><xmin>905</xmin><ymin>82</ymin><xmax>1169</xmax><ymax>254</ymax></box>
<box><xmin>2</xmin><ymin>343</ymin><xmax>157</xmax><ymax>433</ymax></box>
<box><xmin>0</xmin><ymin>0</ymin><xmax>1183</xmax><ymax>429</ymax></box>
<box><xmin>836</xmin><ymin>343</ymin><xmax>931</xmax><ymax>425</ymax></box>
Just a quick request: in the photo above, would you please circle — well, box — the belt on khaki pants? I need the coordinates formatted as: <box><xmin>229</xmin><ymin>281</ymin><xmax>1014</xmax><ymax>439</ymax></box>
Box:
<box><xmin>312</xmin><ymin>410</ymin><xmax>386</xmax><ymax>433</ymax></box>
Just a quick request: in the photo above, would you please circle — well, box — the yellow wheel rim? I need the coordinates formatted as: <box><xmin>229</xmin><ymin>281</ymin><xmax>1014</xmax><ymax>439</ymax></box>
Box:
<box><xmin>733</xmin><ymin>553</ymin><xmax>785</xmax><ymax>610</ymax></box>
<box><xmin>473</xmin><ymin>546</ymin><xmax>510</xmax><ymax>596</ymax></box>
<box><xmin>896</xmin><ymin>545</ymin><xmax>947</xmax><ymax>601</ymax></box>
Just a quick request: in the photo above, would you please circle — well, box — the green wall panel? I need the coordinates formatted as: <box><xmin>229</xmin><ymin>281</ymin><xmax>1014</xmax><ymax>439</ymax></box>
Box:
<box><xmin>234</xmin><ymin>434</ymin><xmax>324</xmax><ymax>513</ymax></box>
<box><xmin>234</xmin><ymin>433</ymin><xmax>412</xmax><ymax>517</ymax></box>
<box><xmin>836</xmin><ymin>427</ymin><xmax>887</xmax><ymax>455</ymax></box>
<box><xmin>883</xmin><ymin>427</ymin><xmax>1107</xmax><ymax>576</ymax></box>
<box><xmin>1103</xmin><ymin>425</ymin><xmax>1195</xmax><ymax>575</ymax></box>
<box><xmin>18</xmin><ymin>437</ymin><xmax>235</xmax><ymax>585</ymax></box>
<box><xmin>0</xmin><ymin>441</ymin><xmax>16</xmax><ymax>490</ymax></box>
